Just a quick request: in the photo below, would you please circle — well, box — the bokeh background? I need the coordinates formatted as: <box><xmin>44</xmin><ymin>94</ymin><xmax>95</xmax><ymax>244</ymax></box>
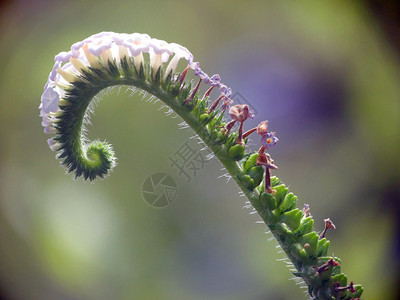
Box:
<box><xmin>1</xmin><ymin>0</ymin><xmax>399</xmax><ymax>299</ymax></box>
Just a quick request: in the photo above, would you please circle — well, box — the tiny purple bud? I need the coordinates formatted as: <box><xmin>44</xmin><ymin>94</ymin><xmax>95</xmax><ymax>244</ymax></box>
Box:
<box><xmin>249</xmin><ymin>110</ymin><xmax>255</xmax><ymax>119</ymax></box>
<box><xmin>219</xmin><ymin>84</ymin><xmax>228</xmax><ymax>95</ymax></box>
<box><xmin>209</xmin><ymin>74</ymin><xmax>221</xmax><ymax>86</ymax></box>
<box><xmin>303</xmin><ymin>204</ymin><xmax>312</xmax><ymax>218</ymax></box>
<box><xmin>261</xmin><ymin>132</ymin><xmax>279</xmax><ymax>149</ymax></box>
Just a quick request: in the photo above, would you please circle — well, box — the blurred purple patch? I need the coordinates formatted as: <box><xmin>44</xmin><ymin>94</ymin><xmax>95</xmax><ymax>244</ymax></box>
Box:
<box><xmin>213</xmin><ymin>37</ymin><xmax>349</xmax><ymax>149</ymax></box>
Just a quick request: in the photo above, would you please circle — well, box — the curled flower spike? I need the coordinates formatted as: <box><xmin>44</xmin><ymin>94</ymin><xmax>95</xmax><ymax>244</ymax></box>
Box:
<box><xmin>39</xmin><ymin>31</ymin><xmax>233</xmax><ymax>180</ymax></box>
<box><xmin>40</xmin><ymin>31</ymin><xmax>363</xmax><ymax>300</ymax></box>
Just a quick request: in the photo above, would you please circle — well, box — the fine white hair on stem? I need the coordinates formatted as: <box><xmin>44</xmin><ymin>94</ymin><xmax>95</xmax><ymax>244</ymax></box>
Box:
<box><xmin>217</xmin><ymin>173</ymin><xmax>232</xmax><ymax>184</ymax></box>
<box><xmin>177</xmin><ymin>121</ymin><xmax>189</xmax><ymax>129</ymax></box>
<box><xmin>277</xmin><ymin>258</ymin><xmax>288</xmax><ymax>262</ymax></box>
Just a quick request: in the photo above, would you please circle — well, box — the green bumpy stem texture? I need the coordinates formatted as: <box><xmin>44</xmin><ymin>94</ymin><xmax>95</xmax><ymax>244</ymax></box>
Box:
<box><xmin>51</xmin><ymin>56</ymin><xmax>363</xmax><ymax>299</ymax></box>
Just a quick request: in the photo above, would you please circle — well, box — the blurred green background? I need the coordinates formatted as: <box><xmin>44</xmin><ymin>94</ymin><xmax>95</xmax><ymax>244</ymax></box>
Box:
<box><xmin>1</xmin><ymin>0</ymin><xmax>399</xmax><ymax>299</ymax></box>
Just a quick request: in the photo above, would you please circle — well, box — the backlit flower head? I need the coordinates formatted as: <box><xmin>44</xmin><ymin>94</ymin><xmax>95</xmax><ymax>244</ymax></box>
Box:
<box><xmin>40</xmin><ymin>31</ymin><xmax>238</xmax><ymax>144</ymax></box>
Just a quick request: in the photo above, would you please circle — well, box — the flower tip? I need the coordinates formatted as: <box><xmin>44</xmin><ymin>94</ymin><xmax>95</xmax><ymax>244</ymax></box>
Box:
<box><xmin>324</xmin><ymin>218</ymin><xmax>336</xmax><ymax>230</ymax></box>
<box><xmin>229</xmin><ymin>104</ymin><xmax>250</xmax><ymax>122</ymax></box>
<box><xmin>257</xmin><ymin>120</ymin><xmax>268</xmax><ymax>135</ymax></box>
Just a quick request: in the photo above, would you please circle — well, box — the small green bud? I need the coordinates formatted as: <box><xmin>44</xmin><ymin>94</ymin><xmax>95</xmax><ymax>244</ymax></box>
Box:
<box><xmin>208</xmin><ymin>116</ymin><xmax>220</xmax><ymax>130</ymax></box>
<box><xmin>247</xmin><ymin>166</ymin><xmax>263</xmax><ymax>186</ymax></box>
<box><xmin>226</xmin><ymin>133</ymin><xmax>238</xmax><ymax>149</ymax></box>
<box><xmin>350</xmin><ymin>284</ymin><xmax>363</xmax><ymax>298</ymax></box>
<box><xmin>331</xmin><ymin>274</ymin><xmax>348</xmax><ymax>297</ymax></box>
<box><xmin>240</xmin><ymin>174</ymin><xmax>256</xmax><ymax>190</ymax></box>
<box><xmin>215</xmin><ymin>130</ymin><xmax>227</xmax><ymax>143</ymax></box>
<box><xmin>273</xmin><ymin>184</ymin><xmax>289</xmax><ymax>206</ymax></box>
<box><xmin>290</xmin><ymin>243</ymin><xmax>309</xmax><ymax>263</ymax></box>
<box><xmin>267</xmin><ymin>208</ymin><xmax>281</xmax><ymax>225</ymax></box>
<box><xmin>270</xmin><ymin>176</ymin><xmax>280</xmax><ymax>187</ymax></box>
<box><xmin>315</xmin><ymin>258</ymin><xmax>340</xmax><ymax>281</ymax></box>
<box><xmin>331</xmin><ymin>274</ymin><xmax>347</xmax><ymax>286</ymax></box>
<box><xmin>260</xmin><ymin>192</ymin><xmax>277</xmax><ymax>210</ymax></box>
<box><xmin>280</xmin><ymin>208</ymin><xmax>302</xmax><ymax>231</ymax></box>
<box><xmin>206</xmin><ymin>125</ymin><xmax>217</xmax><ymax>138</ymax></box>
<box><xmin>279</xmin><ymin>192</ymin><xmax>297</xmax><ymax>213</ymax></box>
<box><xmin>191</xmin><ymin>105</ymin><xmax>199</xmax><ymax>116</ymax></box>
<box><xmin>317</xmin><ymin>238</ymin><xmax>330</xmax><ymax>257</ymax></box>
<box><xmin>228</xmin><ymin>144</ymin><xmax>245</xmax><ymax>160</ymax></box>
<box><xmin>303</xmin><ymin>265</ymin><xmax>323</xmax><ymax>288</ymax></box>
<box><xmin>275</xmin><ymin>222</ymin><xmax>293</xmax><ymax>238</ymax></box>
<box><xmin>298</xmin><ymin>217</ymin><xmax>314</xmax><ymax>236</ymax></box>
<box><xmin>317</xmin><ymin>256</ymin><xmax>336</xmax><ymax>266</ymax></box>
<box><xmin>199</xmin><ymin>113</ymin><xmax>210</xmax><ymax>124</ymax></box>
<box><xmin>298</xmin><ymin>232</ymin><xmax>319</xmax><ymax>257</ymax></box>
<box><xmin>243</xmin><ymin>153</ymin><xmax>258</xmax><ymax>172</ymax></box>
